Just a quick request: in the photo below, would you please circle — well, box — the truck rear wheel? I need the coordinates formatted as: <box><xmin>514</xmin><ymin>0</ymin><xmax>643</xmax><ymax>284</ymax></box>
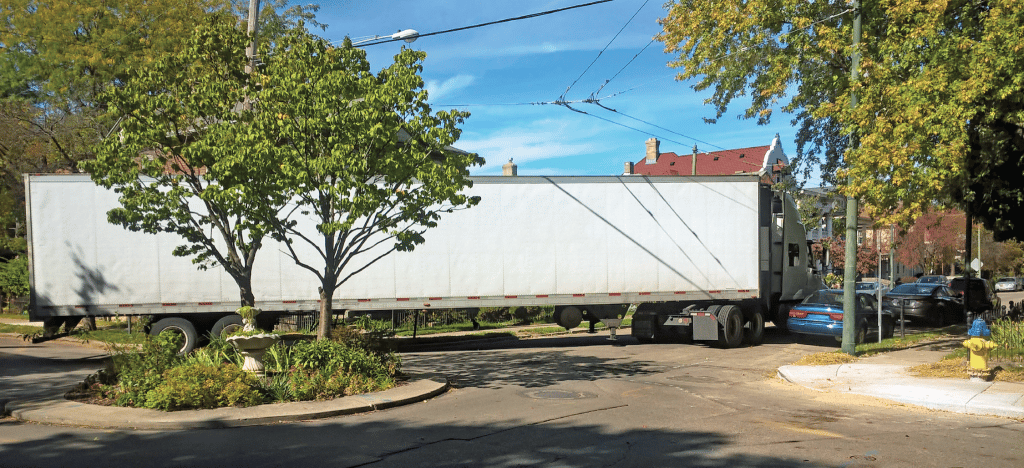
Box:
<box><xmin>210</xmin><ymin>315</ymin><xmax>244</xmax><ymax>339</ymax></box>
<box><xmin>716</xmin><ymin>305</ymin><xmax>744</xmax><ymax>348</ymax></box>
<box><xmin>150</xmin><ymin>317</ymin><xmax>198</xmax><ymax>355</ymax></box>
<box><xmin>744</xmin><ymin>310</ymin><xmax>765</xmax><ymax>346</ymax></box>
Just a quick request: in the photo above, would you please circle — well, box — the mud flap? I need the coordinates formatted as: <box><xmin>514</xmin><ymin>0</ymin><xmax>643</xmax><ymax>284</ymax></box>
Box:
<box><xmin>692</xmin><ymin>312</ymin><xmax>719</xmax><ymax>341</ymax></box>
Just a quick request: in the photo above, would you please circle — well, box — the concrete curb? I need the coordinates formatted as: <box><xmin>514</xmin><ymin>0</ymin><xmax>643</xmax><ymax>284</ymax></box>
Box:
<box><xmin>10</xmin><ymin>373</ymin><xmax>449</xmax><ymax>430</ymax></box>
<box><xmin>778</xmin><ymin>364</ymin><xmax>1024</xmax><ymax>419</ymax></box>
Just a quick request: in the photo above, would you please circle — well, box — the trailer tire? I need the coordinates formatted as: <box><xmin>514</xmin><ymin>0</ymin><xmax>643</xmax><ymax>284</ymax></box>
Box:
<box><xmin>210</xmin><ymin>315</ymin><xmax>244</xmax><ymax>338</ymax></box>
<box><xmin>744</xmin><ymin>310</ymin><xmax>765</xmax><ymax>346</ymax></box>
<box><xmin>150</xmin><ymin>318</ymin><xmax>198</xmax><ymax>355</ymax></box>
<box><xmin>716</xmin><ymin>305</ymin><xmax>744</xmax><ymax>348</ymax></box>
<box><xmin>554</xmin><ymin>306</ymin><xmax>583</xmax><ymax>330</ymax></box>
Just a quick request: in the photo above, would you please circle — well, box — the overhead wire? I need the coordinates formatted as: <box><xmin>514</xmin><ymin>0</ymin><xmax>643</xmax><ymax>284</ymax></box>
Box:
<box><xmin>559</xmin><ymin>0</ymin><xmax>650</xmax><ymax>101</ymax></box>
<box><xmin>349</xmin><ymin>0</ymin><xmax>615</xmax><ymax>47</ymax></box>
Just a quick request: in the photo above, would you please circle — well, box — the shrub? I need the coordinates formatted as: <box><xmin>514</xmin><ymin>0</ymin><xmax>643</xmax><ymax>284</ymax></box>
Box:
<box><xmin>107</xmin><ymin>331</ymin><xmax>184</xmax><ymax>407</ymax></box>
<box><xmin>144</xmin><ymin>362</ymin><xmax>262</xmax><ymax>410</ymax></box>
<box><xmin>0</xmin><ymin>257</ymin><xmax>29</xmax><ymax>311</ymax></box>
<box><xmin>991</xmin><ymin>318</ymin><xmax>1024</xmax><ymax>350</ymax></box>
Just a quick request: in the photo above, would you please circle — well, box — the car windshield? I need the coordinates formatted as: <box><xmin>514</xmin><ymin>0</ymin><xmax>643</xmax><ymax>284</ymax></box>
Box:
<box><xmin>997</xmin><ymin>277</ymin><xmax>1015</xmax><ymax>283</ymax></box>
<box><xmin>890</xmin><ymin>284</ymin><xmax>936</xmax><ymax>295</ymax></box>
<box><xmin>801</xmin><ymin>291</ymin><xmax>843</xmax><ymax>306</ymax></box>
<box><xmin>918</xmin><ymin>276</ymin><xmax>944</xmax><ymax>283</ymax></box>
<box><xmin>855</xmin><ymin>283</ymin><xmax>877</xmax><ymax>290</ymax></box>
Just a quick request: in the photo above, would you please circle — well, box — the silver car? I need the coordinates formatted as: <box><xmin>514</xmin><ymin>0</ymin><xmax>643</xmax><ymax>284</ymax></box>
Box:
<box><xmin>995</xmin><ymin>277</ymin><xmax>1020</xmax><ymax>292</ymax></box>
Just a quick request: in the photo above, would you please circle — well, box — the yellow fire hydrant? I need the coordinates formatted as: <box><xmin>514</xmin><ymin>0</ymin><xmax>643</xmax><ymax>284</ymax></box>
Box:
<box><xmin>963</xmin><ymin>318</ymin><xmax>997</xmax><ymax>373</ymax></box>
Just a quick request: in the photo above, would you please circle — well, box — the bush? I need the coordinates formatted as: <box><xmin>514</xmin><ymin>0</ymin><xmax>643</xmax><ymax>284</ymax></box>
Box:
<box><xmin>991</xmin><ymin>318</ymin><xmax>1024</xmax><ymax>350</ymax></box>
<box><xmin>107</xmin><ymin>331</ymin><xmax>184</xmax><ymax>407</ymax></box>
<box><xmin>144</xmin><ymin>363</ymin><xmax>262</xmax><ymax>410</ymax></box>
<box><xmin>0</xmin><ymin>257</ymin><xmax>29</xmax><ymax>311</ymax></box>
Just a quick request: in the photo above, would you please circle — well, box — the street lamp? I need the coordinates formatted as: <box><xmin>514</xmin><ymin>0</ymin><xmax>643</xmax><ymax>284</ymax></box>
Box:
<box><xmin>351</xmin><ymin>29</ymin><xmax>420</xmax><ymax>46</ymax></box>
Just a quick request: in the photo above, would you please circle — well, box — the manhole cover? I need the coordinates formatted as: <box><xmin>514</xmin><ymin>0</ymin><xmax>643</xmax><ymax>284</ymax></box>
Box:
<box><xmin>667</xmin><ymin>375</ymin><xmax>723</xmax><ymax>384</ymax></box>
<box><xmin>522</xmin><ymin>389</ymin><xmax>597</xmax><ymax>400</ymax></box>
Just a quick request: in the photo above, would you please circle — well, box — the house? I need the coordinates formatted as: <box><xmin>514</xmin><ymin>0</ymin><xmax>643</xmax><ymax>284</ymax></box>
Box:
<box><xmin>623</xmin><ymin>135</ymin><xmax>789</xmax><ymax>184</ymax></box>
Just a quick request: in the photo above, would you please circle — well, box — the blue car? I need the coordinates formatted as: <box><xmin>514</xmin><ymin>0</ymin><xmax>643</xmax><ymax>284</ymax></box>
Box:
<box><xmin>788</xmin><ymin>289</ymin><xmax>894</xmax><ymax>343</ymax></box>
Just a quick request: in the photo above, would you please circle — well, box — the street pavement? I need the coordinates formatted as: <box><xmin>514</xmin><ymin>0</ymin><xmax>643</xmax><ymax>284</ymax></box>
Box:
<box><xmin>3</xmin><ymin>324</ymin><xmax>1022</xmax><ymax>430</ymax></box>
<box><xmin>3</xmin><ymin>328</ymin><xmax>1024</xmax><ymax>468</ymax></box>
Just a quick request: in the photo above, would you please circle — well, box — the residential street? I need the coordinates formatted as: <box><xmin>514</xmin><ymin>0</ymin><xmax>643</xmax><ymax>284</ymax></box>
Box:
<box><xmin>2</xmin><ymin>328</ymin><xmax>1022</xmax><ymax>467</ymax></box>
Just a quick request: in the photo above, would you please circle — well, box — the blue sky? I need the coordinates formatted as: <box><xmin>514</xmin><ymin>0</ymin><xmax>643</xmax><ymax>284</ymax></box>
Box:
<box><xmin>313</xmin><ymin>0</ymin><xmax>802</xmax><ymax>178</ymax></box>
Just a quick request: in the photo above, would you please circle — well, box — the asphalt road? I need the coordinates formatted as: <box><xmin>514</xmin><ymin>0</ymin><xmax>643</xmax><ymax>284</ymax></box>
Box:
<box><xmin>2</xmin><ymin>327</ymin><xmax>1023</xmax><ymax>468</ymax></box>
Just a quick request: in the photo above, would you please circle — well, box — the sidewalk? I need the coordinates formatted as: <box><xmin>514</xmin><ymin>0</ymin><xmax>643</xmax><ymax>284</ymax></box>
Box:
<box><xmin>778</xmin><ymin>341</ymin><xmax>1024</xmax><ymax>419</ymax></box>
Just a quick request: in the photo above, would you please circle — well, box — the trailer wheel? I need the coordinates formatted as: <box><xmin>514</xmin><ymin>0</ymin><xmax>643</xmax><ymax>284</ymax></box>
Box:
<box><xmin>716</xmin><ymin>305</ymin><xmax>744</xmax><ymax>348</ymax></box>
<box><xmin>554</xmin><ymin>306</ymin><xmax>583</xmax><ymax>329</ymax></box>
<box><xmin>210</xmin><ymin>315</ymin><xmax>244</xmax><ymax>339</ymax></box>
<box><xmin>744</xmin><ymin>310</ymin><xmax>765</xmax><ymax>346</ymax></box>
<box><xmin>150</xmin><ymin>318</ymin><xmax>198</xmax><ymax>355</ymax></box>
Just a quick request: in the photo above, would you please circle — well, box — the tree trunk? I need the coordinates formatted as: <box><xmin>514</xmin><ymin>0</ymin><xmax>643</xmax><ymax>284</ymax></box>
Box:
<box><xmin>236</xmin><ymin>277</ymin><xmax>256</xmax><ymax>307</ymax></box>
<box><xmin>317</xmin><ymin>287</ymin><xmax>332</xmax><ymax>339</ymax></box>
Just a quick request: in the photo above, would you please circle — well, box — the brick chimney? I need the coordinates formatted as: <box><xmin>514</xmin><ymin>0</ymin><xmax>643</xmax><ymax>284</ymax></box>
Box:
<box><xmin>623</xmin><ymin>161</ymin><xmax>634</xmax><ymax>175</ymax></box>
<box><xmin>502</xmin><ymin>158</ymin><xmax>517</xmax><ymax>176</ymax></box>
<box><xmin>645</xmin><ymin>137</ymin><xmax>659</xmax><ymax>164</ymax></box>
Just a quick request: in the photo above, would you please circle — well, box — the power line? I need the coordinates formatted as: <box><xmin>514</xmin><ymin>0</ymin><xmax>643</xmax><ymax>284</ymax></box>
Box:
<box><xmin>351</xmin><ymin>0</ymin><xmax>616</xmax><ymax>47</ymax></box>
<box><xmin>560</xmin><ymin>0</ymin><xmax>650</xmax><ymax>101</ymax></box>
<box><xmin>591</xmin><ymin>38</ymin><xmax>654</xmax><ymax>98</ymax></box>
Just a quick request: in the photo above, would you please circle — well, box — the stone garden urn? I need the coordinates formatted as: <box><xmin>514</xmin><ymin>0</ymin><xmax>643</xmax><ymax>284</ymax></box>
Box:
<box><xmin>226</xmin><ymin>308</ymin><xmax>280</xmax><ymax>378</ymax></box>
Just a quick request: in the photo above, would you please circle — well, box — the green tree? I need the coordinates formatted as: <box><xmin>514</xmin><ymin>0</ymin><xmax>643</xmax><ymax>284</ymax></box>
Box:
<box><xmin>228</xmin><ymin>0</ymin><xmax>325</xmax><ymax>51</ymax></box>
<box><xmin>658</xmin><ymin>0</ymin><xmax>1024</xmax><ymax>239</ymax></box>
<box><xmin>251</xmin><ymin>29</ymin><xmax>482</xmax><ymax>339</ymax></box>
<box><xmin>81</xmin><ymin>14</ymin><xmax>288</xmax><ymax>307</ymax></box>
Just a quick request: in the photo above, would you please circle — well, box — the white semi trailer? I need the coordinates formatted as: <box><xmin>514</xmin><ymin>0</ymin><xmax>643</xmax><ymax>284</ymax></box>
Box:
<box><xmin>24</xmin><ymin>173</ymin><xmax>820</xmax><ymax>352</ymax></box>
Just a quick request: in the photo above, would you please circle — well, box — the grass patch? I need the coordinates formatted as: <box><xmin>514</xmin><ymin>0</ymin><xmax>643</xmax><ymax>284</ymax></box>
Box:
<box><xmin>0</xmin><ymin>312</ymin><xmax>30</xmax><ymax>320</ymax></box>
<box><xmin>0</xmin><ymin>322</ymin><xmax>42</xmax><ymax>334</ymax></box>
<box><xmin>71</xmin><ymin>328</ymin><xmax>147</xmax><ymax>345</ymax></box>
<box><xmin>791</xmin><ymin>351</ymin><xmax>859</xmax><ymax>366</ymax></box>
<box><xmin>854</xmin><ymin>324</ymin><xmax>967</xmax><ymax>356</ymax></box>
<box><xmin>392</xmin><ymin>321</ymin><xmax>514</xmax><ymax>337</ymax></box>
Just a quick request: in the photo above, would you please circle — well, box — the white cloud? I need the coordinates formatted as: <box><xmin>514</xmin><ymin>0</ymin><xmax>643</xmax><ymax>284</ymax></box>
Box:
<box><xmin>425</xmin><ymin>75</ymin><xmax>476</xmax><ymax>101</ymax></box>
<box><xmin>457</xmin><ymin>118</ymin><xmax>607</xmax><ymax>174</ymax></box>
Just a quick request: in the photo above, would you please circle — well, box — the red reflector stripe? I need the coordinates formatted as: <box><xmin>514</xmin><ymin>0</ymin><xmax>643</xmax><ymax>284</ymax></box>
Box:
<box><xmin>708</xmin><ymin>290</ymin><xmax>721</xmax><ymax>294</ymax></box>
<box><xmin>358</xmin><ymin>299</ymin><xmax>371</xmax><ymax>302</ymax></box>
<box><xmin>536</xmin><ymin>295</ymin><xmax>549</xmax><ymax>298</ymax></box>
<box><xmin>608</xmin><ymin>293</ymin><xmax>621</xmax><ymax>296</ymax></box>
<box><xmin>429</xmin><ymin>297</ymin><xmax>442</xmax><ymax>300</ymax></box>
<box><xmin>639</xmin><ymin>292</ymin><xmax>651</xmax><ymax>296</ymax></box>
<box><xmin>199</xmin><ymin>302</ymin><xmax>213</xmax><ymax>306</ymax></box>
<box><xmin>396</xmin><ymin>298</ymin><xmax>410</xmax><ymax>301</ymax></box>
<box><xmin>283</xmin><ymin>301</ymin><xmax>296</xmax><ymax>304</ymax></box>
<box><xmin>162</xmin><ymin>303</ymin><xmax>176</xmax><ymax>306</ymax></box>
<box><xmin>573</xmin><ymin>294</ymin><xmax>584</xmax><ymax>297</ymax></box>
<box><xmin>505</xmin><ymin>295</ymin><xmax>518</xmax><ymax>299</ymax></box>
<box><xmin>674</xmin><ymin>291</ymin><xmax>686</xmax><ymax>295</ymax></box>
<box><xmin>118</xmin><ymin>304</ymin><xmax>133</xmax><ymax>307</ymax></box>
<box><xmin>468</xmin><ymin>296</ymin><xmax>481</xmax><ymax>300</ymax></box>
<box><xmin>738</xmin><ymin>290</ymin><xmax>750</xmax><ymax>293</ymax></box>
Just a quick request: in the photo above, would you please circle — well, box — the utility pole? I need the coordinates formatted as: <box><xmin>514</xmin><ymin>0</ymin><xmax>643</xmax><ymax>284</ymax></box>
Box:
<box><xmin>243</xmin><ymin>0</ymin><xmax>261</xmax><ymax>111</ymax></box>
<box><xmin>842</xmin><ymin>1</ymin><xmax>862</xmax><ymax>356</ymax></box>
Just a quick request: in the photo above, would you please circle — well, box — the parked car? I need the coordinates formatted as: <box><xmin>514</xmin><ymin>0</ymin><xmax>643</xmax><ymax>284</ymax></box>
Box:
<box><xmin>995</xmin><ymin>277</ymin><xmax>1020</xmax><ymax>292</ymax></box>
<box><xmin>856</xmin><ymin>280</ymin><xmax>891</xmax><ymax>296</ymax></box>
<box><xmin>883</xmin><ymin>283</ymin><xmax>963</xmax><ymax>326</ymax></box>
<box><xmin>947</xmin><ymin>277</ymin><xmax>1001</xmax><ymax>317</ymax></box>
<box><xmin>788</xmin><ymin>289</ymin><xmax>894</xmax><ymax>343</ymax></box>
<box><xmin>917</xmin><ymin>275</ymin><xmax>951</xmax><ymax>286</ymax></box>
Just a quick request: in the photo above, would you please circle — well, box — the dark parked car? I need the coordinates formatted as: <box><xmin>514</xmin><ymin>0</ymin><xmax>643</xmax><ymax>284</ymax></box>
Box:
<box><xmin>788</xmin><ymin>290</ymin><xmax>894</xmax><ymax>343</ymax></box>
<box><xmin>917</xmin><ymin>275</ymin><xmax>950</xmax><ymax>286</ymax></box>
<box><xmin>947</xmin><ymin>277</ymin><xmax>1001</xmax><ymax>316</ymax></box>
<box><xmin>883</xmin><ymin>283</ymin><xmax>962</xmax><ymax>326</ymax></box>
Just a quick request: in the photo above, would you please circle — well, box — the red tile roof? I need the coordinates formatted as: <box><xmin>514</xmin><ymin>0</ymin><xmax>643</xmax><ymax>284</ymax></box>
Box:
<box><xmin>632</xmin><ymin>145</ymin><xmax>772</xmax><ymax>176</ymax></box>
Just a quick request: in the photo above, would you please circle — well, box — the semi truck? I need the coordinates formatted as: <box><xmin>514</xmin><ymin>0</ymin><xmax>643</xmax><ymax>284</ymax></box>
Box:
<box><xmin>24</xmin><ymin>172</ymin><xmax>820</xmax><ymax>352</ymax></box>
